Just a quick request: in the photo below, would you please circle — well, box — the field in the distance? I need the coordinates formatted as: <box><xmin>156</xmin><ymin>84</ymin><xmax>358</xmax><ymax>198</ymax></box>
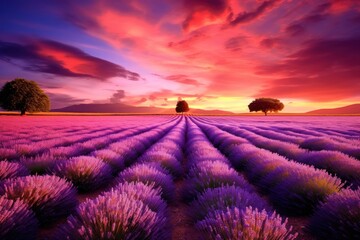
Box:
<box><xmin>0</xmin><ymin>115</ymin><xmax>359</xmax><ymax>240</ymax></box>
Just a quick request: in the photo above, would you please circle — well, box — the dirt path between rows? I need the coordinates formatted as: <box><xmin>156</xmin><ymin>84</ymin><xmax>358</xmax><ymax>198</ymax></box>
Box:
<box><xmin>169</xmin><ymin>180</ymin><xmax>202</xmax><ymax>240</ymax></box>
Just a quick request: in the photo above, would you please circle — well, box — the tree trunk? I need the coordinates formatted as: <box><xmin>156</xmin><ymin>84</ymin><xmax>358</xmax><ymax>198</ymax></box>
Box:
<box><xmin>264</xmin><ymin>111</ymin><xmax>267</xmax><ymax>116</ymax></box>
<box><xmin>20</xmin><ymin>110</ymin><xmax>26</xmax><ymax>116</ymax></box>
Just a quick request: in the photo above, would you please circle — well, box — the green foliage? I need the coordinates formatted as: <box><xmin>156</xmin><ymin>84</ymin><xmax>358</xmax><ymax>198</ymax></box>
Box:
<box><xmin>0</xmin><ymin>78</ymin><xmax>50</xmax><ymax>115</ymax></box>
<box><xmin>175</xmin><ymin>100</ymin><xmax>189</xmax><ymax>113</ymax></box>
<box><xmin>248</xmin><ymin>98</ymin><xmax>284</xmax><ymax>115</ymax></box>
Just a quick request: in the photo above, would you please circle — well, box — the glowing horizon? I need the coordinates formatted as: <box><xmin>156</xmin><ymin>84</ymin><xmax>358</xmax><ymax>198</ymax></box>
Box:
<box><xmin>0</xmin><ymin>0</ymin><xmax>359</xmax><ymax>113</ymax></box>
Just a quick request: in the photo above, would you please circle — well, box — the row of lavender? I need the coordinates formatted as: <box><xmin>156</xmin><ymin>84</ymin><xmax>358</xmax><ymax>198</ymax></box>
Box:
<box><xmin>0</xmin><ymin>118</ymin><xmax>178</xmax><ymax>180</ymax></box>
<box><xmin>0</xmin><ymin>116</ymin><xmax>180</xmax><ymax>239</ymax></box>
<box><xmin>195</xmin><ymin>117</ymin><xmax>360</xmax><ymax>188</ymax></box>
<box><xmin>184</xmin><ymin>118</ymin><xmax>297</xmax><ymax>239</ymax></box>
<box><xmin>1</xmin><ymin>115</ymin><xmax>359</xmax><ymax>239</ymax></box>
<box><xmin>198</xmin><ymin>116</ymin><xmax>360</xmax><ymax>158</ymax></box>
<box><xmin>193</xmin><ymin>117</ymin><xmax>360</xmax><ymax>239</ymax></box>
<box><xmin>52</xmin><ymin>117</ymin><xmax>188</xmax><ymax>239</ymax></box>
<box><xmin>0</xmin><ymin>116</ymin><xmax>141</xmax><ymax>144</ymax></box>
<box><xmin>0</xmin><ymin>116</ymin><xmax>176</xmax><ymax>160</ymax></box>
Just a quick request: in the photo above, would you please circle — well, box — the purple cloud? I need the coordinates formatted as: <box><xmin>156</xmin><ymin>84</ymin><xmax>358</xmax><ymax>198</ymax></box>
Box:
<box><xmin>0</xmin><ymin>39</ymin><xmax>141</xmax><ymax>81</ymax></box>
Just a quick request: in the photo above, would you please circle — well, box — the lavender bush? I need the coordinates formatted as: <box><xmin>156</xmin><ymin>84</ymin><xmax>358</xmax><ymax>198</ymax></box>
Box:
<box><xmin>0</xmin><ymin>175</ymin><xmax>77</xmax><ymax>223</ymax></box>
<box><xmin>189</xmin><ymin>186</ymin><xmax>269</xmax><ymax>222</ymax></box>
<box><xmin>270</xmin><ymin>168</ymin><xmax>344</xmax><ymax>214</ymax></box>
<box><xmin>114</xmin><ymin>182</ymin><xmax>167</xmax><ymax>214</ymax></box>
<box><xmin>108</xmin><ymin>141</ymin><xmax>141</xmax><ymax>165</ymax></box>
<box><xmin>49</xmin><ymin>144</ymin><xmax>86</xmax><ymax>158</ymax></box>
<box><xmin>308</xmin><ymin>188</ymin><xmax>360</xmax><ymax>239</ymax></box>
<box><xmin>0</xmin><ymin>161</ymin><xmax>29</xmax><ymax>180</ymax></box>
<box><xmin>118</xmin><ymin>163</ymin><xmax>175</xmax><ymax>201</ymax></box>
<box><xmin>184</xmin><ymin>160</ymin><xmax>252</xmax><ymax>201</ymax></box>
<box><xmin>196</xmin><ymin>207</ymin><xmax>298</xmax><ymax>240</ymax></box>
<box><xmin>300</xmin><ymin>137</ymin><xmax>360</xmax><ymax>159</ymax></box>
<box><xmin>56</xmin><ymin>190</ymin><xmax>169</xmax><ymax>240</ymax></box>
<box><xmin>20</xmin><ymin>153</ymin><xmax>57</xmax><ymax>174</ymax></box>
<box><xmin>139</xmin><ymin>152</ymin><xmax>182</xmax><ymax>178</ymax></box>
<box><xmin>0</xmin><ymin>148</ymin><xmax>18</xmax><ymax>160</ymax></box>
<box><xmin>150</xmin><ymin>141</ymin><xmax>183</xmax><ymax>161</ymax></box>
<box><xmin>52</xmin><ymin>156</ymin><xmax>112</xmax><ymax>192</ymax></box>
<box><xmin>92</xmin><ymin>149</ymin><xmax>124</xmax><ymax>172</ymax></box>
<box><xmin>299</xmin><ymin>150</ymin><xmax>360</xmax><ymax>187</ymax></box>
<box><xmin>0</xmin><ymin>196</ymin><xmax>38</xmax><ymax>240</ymax></box>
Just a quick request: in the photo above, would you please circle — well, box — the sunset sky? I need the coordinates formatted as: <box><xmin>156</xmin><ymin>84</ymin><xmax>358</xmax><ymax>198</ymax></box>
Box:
<box><xmin>0</xmin><ymin>0</ymin><xmax>359</xmax><ymax>112</ymax></box>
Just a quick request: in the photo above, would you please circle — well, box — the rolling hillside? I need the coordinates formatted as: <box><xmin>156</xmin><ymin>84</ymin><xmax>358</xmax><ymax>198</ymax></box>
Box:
<box><xmin>52</xmin><ymin>103</ymin><xmax>234</xmax><ymax>115</ymax></box>
<box><xmin>307</xmin><ymin>104</ymin><xmax>360</xmax><ymax>114</ymax></box>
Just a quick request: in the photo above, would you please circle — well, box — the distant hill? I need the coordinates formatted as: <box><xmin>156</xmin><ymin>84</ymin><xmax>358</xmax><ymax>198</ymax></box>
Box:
<box><xmin>307</xmin><ymin>104</ymin><xmax>360</xmax><ymax>114</ymax></box>
<box><xmin>52</xmin><ymin>103</ymin><xmax>234</xmax><ymax>115</ymax></box>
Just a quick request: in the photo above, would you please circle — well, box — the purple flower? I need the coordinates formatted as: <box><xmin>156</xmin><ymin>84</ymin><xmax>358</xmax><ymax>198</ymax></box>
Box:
<box><xmin>108</xmin><ymin>141</ymin><xmax>141</xmax><ymax>165</ymax></box>
<box><xmin>92</xmin><ymin>149</ymin><xmax>125</xmax><ymax>172</ymax></box>
<box><xmin>117</xmin><ymin>163</ymin><xmax>175</xmax><ymax>202</ymax></box>
<box><xmin>49</xmin><ymin>144</ymin><xmax>86</xmax><ymax>158</ymax></box>
<box><xmin>114</xmin><ymin>182</ymin><xmax>167</xmax><ymax>214</ymax></box>
<box><xmin>52</xmin><ymin>156</ymin><xmax>112</xmax><ymax>192</ymax></box>
<box><xmin>300</xmin><ymin>137</ymin><xmax>360</xmax><ymax>159</ymax></box>
<box><xmin>0</xmin><ymin>161</ymin><xmax>29</xmax><ymax>180</ymax></box>
<box><xmin>0</xmin><ymin>196</ymin><xmax>38</xmax><ymax>240</ymax></box>
<box><xmin>0</xmin><ymin>148</ymin><xmax>18</xmax><ymax>160</ymax></box>
<box><xmin>56</xmin><ymin>190</ymin><xmax>169</xmax><ymax>240</ymax></box>
<box><xmin>184</xmin><ymin>160</ymin><xmax>253</xmax><ymax>201</ymax></box>
<box><xmin>139</xmin><ymin>152</ymin><xmax>182</xmax><ymax>178</ymax></box>
<box><xmin>80</xmin><ymin>137</ymin><xmax>110</xmax><ymax>150</ymax></box>
<box><xmin>270</xmin><ymin>167</ymin><xmax>344</xmax><ymax>214</ymax></box>
<box><xmin>20</xmin><ymin>153</ymin><xmax>57</xmax><ymax>174</ymax></box>
<box><xmin>308</xmin><ymin>188</ymin><xmax>360</xmax><ymax>239</ymax></box>
<box><xmin>196</xmin><ymin>207</ymin><xmax>298</xmax><ymax>240</ymax></box>
<box><xmin>189</xmin><ymin>186</ymin><xmax>270</xmax><ymax>222</ymax></box>
<box><xmin>1</xmin><ymin>175</ymin><xmax>77</xmax><ymax>223</ymax></box>
<box><xmin>299</xmin><ymin>150</ymin><xmax>360</xmax><ymax>187</ymax></box>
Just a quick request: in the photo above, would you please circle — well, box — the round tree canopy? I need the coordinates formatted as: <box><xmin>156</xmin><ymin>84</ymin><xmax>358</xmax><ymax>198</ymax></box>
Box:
<box><xmin>175</xmin><ymin>100</ymin><xmax>189</xmax><ymax>113</ymax></box>
<box><xmin>0</xmin><ymin>78</ymin><xmax>50</xmax><ymax>115</ymax></box>
<box><xmin>248</xmin><ymin>98</ymin><xmax>284</xmax><ymax>116</ymax></box>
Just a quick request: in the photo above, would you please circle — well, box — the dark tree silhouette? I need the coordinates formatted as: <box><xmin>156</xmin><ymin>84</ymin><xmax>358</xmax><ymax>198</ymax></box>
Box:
<box><xmin>175</xmin><ymin>100</ymin><xmax>189</xmax><ymax>113</ymax></box>
<box><xmin>0</xmin><ymin>78</ymin><xmax>50</xmax><ymax>115</ymax></box>
<box><xmin>248</xmin><ymin>98</ymin><xmax>284</xmax><ymax>116</ymax></box>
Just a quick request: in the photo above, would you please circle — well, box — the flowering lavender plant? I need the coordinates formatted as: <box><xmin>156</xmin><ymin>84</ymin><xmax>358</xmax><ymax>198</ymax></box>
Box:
<box><xmin>0</xmin><ymin>161</ymin><xmax>29</xmax><ymax>180</ymax></box>
<box><xmin>52</xmin><ymin>156</ymin><xmax>112</xmax><ymax>192</ymax></box>
<box><xmin>92</xmin><ymin>149</ymin><xmax>125</xmax><ymax>172</ymax></box>
<box><xmin>308</xmin><ymin>188</ymin><xmax>360</xmax><ymax>239</ymax></box>
<box><xmin>114</xmin><ymin>182</ymin><xmax>167</xmax><ymax>214</ymax></box>
<box><xmin>196</xmin><ymin>207</ymin><xmax>298</xmax><ymax>240</ymax></box>
<box><xmin>118</xmin><ymin>163</ymin><xmax>175</xmax><ymax>201</ymax></box>
<box><xmin>56</xmin><ymin>190</ymin><xmax>169</xmax><ymax>240</ymax></box>
<box><xmin>189</xmin><ymin>186</ymin><xmax>270</xmax><ymax>222</ymax></box>
<box><xmin>184</xmin><ymin>160</ymin><xmax>252</xmax><ymax>201</ymax></box>
<box><xmin>139</xmin><ymin>152</ymin><xmax>182</xmax><ymax>178</ymax></box>
<box><xmin>0</xmin><ymin>196</ymin><xmax>38</xmax><ymax>240</ymax></box>
<box><xmin>1</xmin><ymin>175</ymin><xmax>77</xmax><ymax>223</ymax></box>
<box><xmin>20</xmin><ymin>153</ymin><xmax>57</xmax><ymax>174</ymax></box>
<box><xmin>270</xmin><ymin>168</ymin><xmax>344</xmax><ymax>214</ymax></box>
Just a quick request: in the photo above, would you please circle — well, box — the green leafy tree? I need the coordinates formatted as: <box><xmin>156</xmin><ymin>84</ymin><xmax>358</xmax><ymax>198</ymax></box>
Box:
<box><xmin>175</xmin><ymin>100</ymin><xmax>189</xmax><ymax>113</ymax></box>
<box><xmin>0</xmin><ymin>78</ymin><xmax>50</xmax><ymax>115</ymax></box>
<box><xmin>248</xmin><ymin>98</ymin><xmax>284</xmax><ymax>116</ymax></box>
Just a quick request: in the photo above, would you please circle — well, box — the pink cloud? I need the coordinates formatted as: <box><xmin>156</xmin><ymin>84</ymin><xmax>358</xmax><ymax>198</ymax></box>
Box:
<box><xmin>3</xmin><ymin>0</ymin><xmax>359</xmax><ymax>111</ymax></box>
<box><xmin>0</xmin><ymin>38</ymin><xmax>140</xmax><ymax>81</ymax></box>
<box><xmin>227</xmin><ymin>0</ymin><xmax>282</xmax><ymax>26</ymax></box>
<box><xmin>256</xmin><ymin>37</ymin><xmax>360</xmax><ymax>101</ymax></box>
<box><xmin>182</xmin><ymin>0</ymin><xmax>232</xmax><ymax>31</ymax></box>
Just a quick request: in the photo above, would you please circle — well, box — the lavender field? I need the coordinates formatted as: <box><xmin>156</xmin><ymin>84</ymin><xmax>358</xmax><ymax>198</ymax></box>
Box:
<box><xmin>0</xmin><ymin>115</ymin><xmax>359</xmax><ymax>240</ymax></box>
